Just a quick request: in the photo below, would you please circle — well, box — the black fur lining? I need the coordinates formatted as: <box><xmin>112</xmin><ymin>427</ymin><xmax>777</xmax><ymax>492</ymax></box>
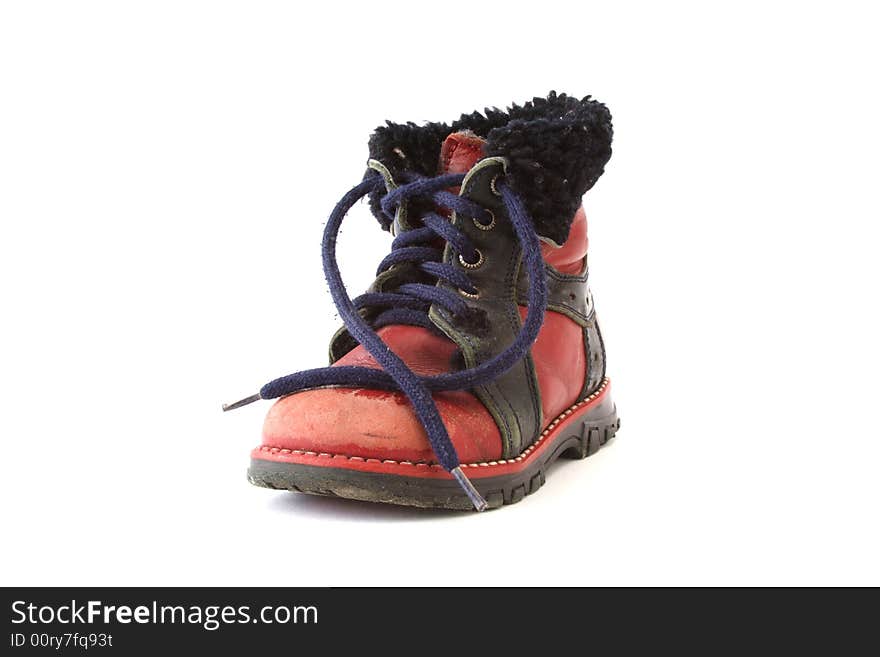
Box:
<box><xmin>367</xmin><ymin>91</ymin><xmax>612</xmax><ymax>244</ymax></box>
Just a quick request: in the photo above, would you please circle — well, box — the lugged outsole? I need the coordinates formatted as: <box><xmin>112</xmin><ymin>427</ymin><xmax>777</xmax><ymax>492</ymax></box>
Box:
<box><xmin>248</xmin><ymin>404</ymin><xmax>620</xmax><ymax>511</ymax></box>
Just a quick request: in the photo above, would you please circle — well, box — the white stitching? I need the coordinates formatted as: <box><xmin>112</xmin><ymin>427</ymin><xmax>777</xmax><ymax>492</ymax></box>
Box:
<box><xmin>256</xmin><ymin>379</ymin><xmax>610</xmax><ymax>471</ymax></box>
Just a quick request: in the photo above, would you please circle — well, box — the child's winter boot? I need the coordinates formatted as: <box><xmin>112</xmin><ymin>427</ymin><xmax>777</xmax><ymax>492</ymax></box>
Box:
<box><xmin>226</xmin><ymin>92</ymin><xmax>620</xmax><ymax>511</ymax></box>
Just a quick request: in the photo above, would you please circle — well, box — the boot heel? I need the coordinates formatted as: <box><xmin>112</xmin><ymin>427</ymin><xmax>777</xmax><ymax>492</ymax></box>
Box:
<box><xmin>562</xmin><ymin>411</ymin><xmax>620</xmax><ymax>460</ymax></box>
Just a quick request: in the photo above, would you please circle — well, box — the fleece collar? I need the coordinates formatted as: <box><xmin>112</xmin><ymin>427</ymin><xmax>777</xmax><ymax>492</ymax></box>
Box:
<box><xmin>366</xmin><ymin>91</ymin><xmax>612</xmax><ymax>245</ymax></box>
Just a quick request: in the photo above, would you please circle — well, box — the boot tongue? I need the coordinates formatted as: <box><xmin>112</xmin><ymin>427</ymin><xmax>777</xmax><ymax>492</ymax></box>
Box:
<box><xmin>438</xmin><ymin>130</ymin><xmax>486</xmax><ymax>175</ymax></box>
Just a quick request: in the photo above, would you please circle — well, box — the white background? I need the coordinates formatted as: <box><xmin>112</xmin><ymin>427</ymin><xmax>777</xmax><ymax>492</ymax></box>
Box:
<box><xmin>1</xmin><ymin>1</ymin><xmax>878</xmax><ymax>586</ymax></box>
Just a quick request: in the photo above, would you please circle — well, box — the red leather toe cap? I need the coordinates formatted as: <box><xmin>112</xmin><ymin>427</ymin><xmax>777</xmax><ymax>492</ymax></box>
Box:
<box><xmin>260</xmin><ymin>325</ymin><xmax>503</xmax><ymax>464</ymax></box>
<box><xmin>261</xmin><ymin>386</ymin><xmax>501</xmax><ymax>464</ymax></box>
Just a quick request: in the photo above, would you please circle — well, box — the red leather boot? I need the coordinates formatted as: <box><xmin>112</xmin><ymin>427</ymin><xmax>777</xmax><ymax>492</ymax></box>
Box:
<box><xmin>225</xmin><ymin>92</ymin><xmax>619</xmax><ymax>511</ymax></box>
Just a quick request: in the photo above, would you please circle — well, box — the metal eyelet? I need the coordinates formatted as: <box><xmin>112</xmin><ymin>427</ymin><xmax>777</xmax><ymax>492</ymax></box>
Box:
<box><xmin>458</xmin><ymin>286</ymin><xmax>480</xmax><ymax>299</ymax></box>
<box><xmin>473</xmin><ymin>210</ymin><xmax>495</xmax><ymax>231</ymax></box>
<box><xmin>490</xmin><ymin>174</ymin><xmax>502</xmax><ymax>197</ymax></box>
<box><xmin>458</xmin><ymin>249</ymin><xmax>484</xmax><ymax>269</ymax></box>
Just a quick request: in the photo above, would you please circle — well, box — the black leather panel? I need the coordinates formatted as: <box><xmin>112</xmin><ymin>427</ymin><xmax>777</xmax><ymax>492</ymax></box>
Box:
<box><xmin>582</xmin><ymin>315</ymin><xmax>606</xmax><ymax>398</ymax></box>
<box><xmin>429</xmin><ymin>159</ymin><xmax>542</xmax><ymax>458</ymax></box>
<box><xmin>515</xmin><ymin>264</ymin><xmax>593</xmax><ymax>327</ymax></box>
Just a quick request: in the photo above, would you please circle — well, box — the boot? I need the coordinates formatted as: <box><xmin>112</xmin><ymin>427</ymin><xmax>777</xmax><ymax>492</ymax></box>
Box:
<box><xmin>225</xmin><ymin>92</ymin><xmax>620</xmax><ymax>511</ymax></box>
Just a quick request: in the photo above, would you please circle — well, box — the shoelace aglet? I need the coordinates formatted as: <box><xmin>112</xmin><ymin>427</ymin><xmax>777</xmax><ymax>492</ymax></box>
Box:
<box><xmin>450</xmin><ymin>466</ymin><xmax>488</xmax><ymax>512</ymax></box>
<box><xmin>222</xmin><ymin>392</ymin><xmax>262</xmax><ymax>412</ymax></box>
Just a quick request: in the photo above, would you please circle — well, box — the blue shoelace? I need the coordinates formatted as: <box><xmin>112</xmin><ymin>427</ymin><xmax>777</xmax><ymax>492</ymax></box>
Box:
<box><xmin>224</xmin><ymin>170</ymin><xmax>547</xmax><ymax>510</ymax></box>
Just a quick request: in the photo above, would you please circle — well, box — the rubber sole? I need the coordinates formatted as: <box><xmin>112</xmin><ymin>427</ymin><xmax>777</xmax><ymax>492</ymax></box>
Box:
<box><xmin>248</xmin><ymin>380</ymin><xmax>619</xmax><ymax>511</ymax></box>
